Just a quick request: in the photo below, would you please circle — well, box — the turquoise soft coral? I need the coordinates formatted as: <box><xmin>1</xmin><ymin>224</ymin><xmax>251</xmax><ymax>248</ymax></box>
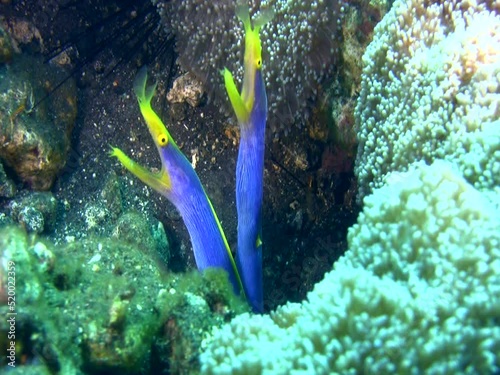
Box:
<box><xmin>200</xmin><ymin>161</ymin><xmax>500</xmax><ymax>374</ymax></box>
<box><xmin>198</xmin><ymin>0</ymin><xmax>500</xmax><ymax>372</ymax></box>
<box><xmin>354</xmin><ymin>0</ymin><xmax>500</xmax><ymax>204</ymax></box>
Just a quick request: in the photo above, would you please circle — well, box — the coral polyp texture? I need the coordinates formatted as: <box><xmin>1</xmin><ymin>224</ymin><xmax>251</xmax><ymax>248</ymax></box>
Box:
<box><xmin>200</xmin><ymin>161</ymin><xmax>500</xmax><ymax>374</ymax></box>
<box><xmin>197</xmin><ymin>0</ymin><xmax>500</xmax><ymax>372</ymax></box>
<box><xmin>153</xmin><ymin>0</ymin><xmax>344</xmax><ymax>131</ymax></box>
<box><xmin>354</xmin><ymin>0</ymin><xmax>500</xmax><ymax>202</ymax></box>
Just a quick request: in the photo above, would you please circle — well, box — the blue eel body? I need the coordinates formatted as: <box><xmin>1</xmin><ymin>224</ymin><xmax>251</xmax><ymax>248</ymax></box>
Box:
<box><xmin>158</xmin><ymin>140</ymin><xmax>240</xmax><ymax>291</ymax></box>
<box><xmin>111</xmin><ymin>67</ymin><xmax>242</xmax><ymax>296</ymax></box>
<box><xmin>224</xmin><ymin>5</ymin><xmax>273</xmax><ymax>312</ymax></box>
<box><xmin>235</xmin><ymin>69</ymin><xmax>267</xmax><ymax>312</ymax></box>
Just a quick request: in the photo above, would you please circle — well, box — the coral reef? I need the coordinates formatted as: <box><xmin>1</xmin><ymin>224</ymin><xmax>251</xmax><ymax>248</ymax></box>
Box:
<box><xmin>112</xmin><ymin>210</ymin><xmax>170</xmax><ymax>267</ymax></box>
<box><xmin>200</xmin><ymin>161</ymin><xmax>500</xmax><ymax>374</ymax></box>
<box><xmin>354</xmin><ymin>0</ymin><xmax>500</xmax><ymax>202</ymax></box>
<box><xmin>152</xmin><ymin>268</ymin><xmax>249</xmax><ymax>373</ymax></box>
<box><xmin>0</xmin><ymin>56</ymin><xmax>77</xmax><ymax>190</ymax></box>
<box><xmin>0</xmin><ymin>225</ymin><xmax>247</xmax><ymax>374</ymax></box>
<box><xmin>154</xmin><ymin>0</ymin><xmax>344</xmax><ymax>131</ymax></box>
<box><xmin>8</xmin><ymin>192</ymin><xmax>57</xmax><ymax>233</ymax></box>
<box><xmin>167</xmin><ymin>72</ymin><xmax>205</xmax><ymax>108</ymax></box>
<box><xmin>197</xmin><ymin>0</ymin><xmax>500</xmax><ymax>372</ymax></box>
<box><xmin>0</xmin><ymin>25</ymin><xmax>13</xmax><ymax>63</ymax></box>
<box><xmin>0</xmin><ymin>161</ymin><xmax>15</xmax><ymax>197</ymax></box>
<box><xmin>339</xmin><ymin>0</ymin><xmax>389</xmax><ymax>95</ymax></box>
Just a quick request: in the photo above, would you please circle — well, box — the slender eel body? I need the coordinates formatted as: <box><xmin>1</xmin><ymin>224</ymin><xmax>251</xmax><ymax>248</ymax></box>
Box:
<box><xmin>111</xmin><ymin>67</ymin><xmax>243</xmax><ymax>295</ymax></box>
<box><xmin>235</xmin><ymin>69</ymin><xmax>266</xmax><ymax>313</ymax></box>
<box><xmin>224</xmin><ymin>5</ymin><xmax>272</xmax><ymax>312</ymax></box>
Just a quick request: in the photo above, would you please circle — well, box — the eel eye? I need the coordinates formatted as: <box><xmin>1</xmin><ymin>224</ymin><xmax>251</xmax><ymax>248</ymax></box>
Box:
<box><xmin>256</xmin><ymin>59</ymin><xmax>261</xmax><ymax>67</ymax></box>
<box><xmin>157</xmin><ymin>134</ymin><xmax>168</xmax><ymax>146</ymax></box>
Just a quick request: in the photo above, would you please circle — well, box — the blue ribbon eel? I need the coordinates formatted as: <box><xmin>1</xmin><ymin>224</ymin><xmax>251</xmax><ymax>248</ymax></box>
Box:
<box><xmin>111</xmin><ymin>67</ymin><xmax>244</xmax><ymax>296</ymax></box>
<box><xmin>223</xmin><ymin>4</ymin><xmax>273</xmax><ymax>312</ymax></box>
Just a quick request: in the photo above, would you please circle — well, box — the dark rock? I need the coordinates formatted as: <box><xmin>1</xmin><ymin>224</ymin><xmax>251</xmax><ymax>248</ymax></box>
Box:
<box><xmin>0</xmin><ymin>25</ymin><xmax>13</xmax><ymax>64</ymax></box>
<box><xmin>8</xmin><ymin>191</ymin><xmax>57</xmax><ymax>233</ymax></box>
<box><xmin>0</xmin><ymin>161</ymin><xmax>16</xmax><ymax>197</ymax></box>
<box><xmin>112</xmin><ymin>210</ymin><xmax>170</xmax><ymax>267</ymax></box>
<box><xmin>0</xmin><ymin>56</ymin><xmax>76</xmax><ymax>190</ymax></box>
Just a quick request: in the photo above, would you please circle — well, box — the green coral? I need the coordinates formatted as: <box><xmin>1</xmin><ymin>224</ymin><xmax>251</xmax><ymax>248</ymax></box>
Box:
<box><xmin>200</xmin><ymin>161</ymin><xmax>500</xmax><ymax>374</ymax></box>
<box><xmin>0</xmin><ymin>225</ymin><xmax>247</xmax><ymax>374</ymax></box>
<box><xmin>154</xmin><ymin>269</ymin><xmax>248</xmax><ymax>373</ymax></box>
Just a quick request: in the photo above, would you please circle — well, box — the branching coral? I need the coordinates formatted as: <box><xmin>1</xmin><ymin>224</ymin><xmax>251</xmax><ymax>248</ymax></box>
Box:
<box><xmin>199</xmin><ymin>161</ymin><xmax>500</xmax><ymax>374</ymax></box>
<box><xmin>153</xmin><ymin>0</ymin><xmax>344</xmax><ymax>131</ymax></box>
<box><xmin>354</xmin><ymin>0</ymin><xmax>500</xmax><ymax>202</ymax></box>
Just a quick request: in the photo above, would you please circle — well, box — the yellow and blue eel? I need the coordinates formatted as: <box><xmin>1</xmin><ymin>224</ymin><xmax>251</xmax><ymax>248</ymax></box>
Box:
<box><xmin>224</xmin><ymin>5</ymin><xmax>273</xmax><ymax>313</ymax></box>
<box><xmin>110</xmin><ymin>67</ymin><xmax>243</xmax><ymax>296</ymax></box>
